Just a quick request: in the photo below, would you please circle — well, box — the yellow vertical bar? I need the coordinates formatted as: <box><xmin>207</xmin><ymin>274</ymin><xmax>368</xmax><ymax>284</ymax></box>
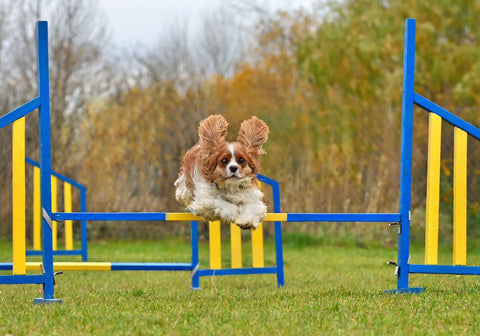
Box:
<box><xmin>252</xmin><ymin>181</ymin><xmax>265</xmax><ymax>267</ymax></box>
<box><xmin>251</xmin><ymin>222</ymin><xmax>264</xmax><ymax>267</ymax></box>
<box><xmin>209</xmin><ymin>221</ymin><xmax>221</xmax><ymax>269</ymax></box>
<box><xmin>33</xmin><ymin>166</ymin><xmax>41</xmax><ymax>250</ymax></box>
<box><xmin>425</xmin><ymin>113</ymin><xmax>441</xmax><ymax>265</ymax></box>
<box><xmin>64</xmin><ymin>182</ymin><xmax>73</xmax><ymax>250</ymax></box>
<box><xmin>453</xmin><ymin>127</ymin><xmax>467</xmax><ymax>265</ymax></box>
<box><xmin>51</xmin><ymin>175</ymin><xmax>58</xmax><ymax>251</ymax></box>
<box><xmin>12</xmin><ymin>117</ymin><xmax>26</xmax><ymax>275</ymax></box>
<box><xmin>230</xmin><ymin>223</ymin><xmax>242</xmax><ymax>268</ymax></box>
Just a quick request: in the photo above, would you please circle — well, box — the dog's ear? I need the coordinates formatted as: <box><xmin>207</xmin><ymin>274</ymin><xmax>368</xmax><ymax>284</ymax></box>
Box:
<box><xmin>237</xmin><ymin>116</ymin><xmax>269</xmax><ymax>155</ymax></box>
<box><xmin>198</xmin><ymin>115</ymin><xmax>228</xmax><ymax>149</ymax></box>
<box><xmin>198</xmin><ymin>115</ymin><xmax>228</xmax><ymax>173</ymax></box>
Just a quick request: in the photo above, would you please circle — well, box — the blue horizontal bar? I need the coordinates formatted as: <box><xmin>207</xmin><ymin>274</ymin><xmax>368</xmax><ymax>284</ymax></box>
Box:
<box><xmin>0</xmin><ymin>274</ymin><xmax>45</xmax><ymax>284</ymax></box>
<box><xmin>25</xmin><ymin>157</ymin><xmax>86</xmax><ymax>189</ymax></box>
<box><xmin>0</xmin><ymin>263</ymin><xmax>12</xmax><ymax>270</ymax></box>
<box><xmin>198</xmin><ymin>267</ymin><xmax>278</xmax><ymax>277</ymax></box>
<box><xmin>53</xmin><ymin>212</ymin><xmax>167</xmax><ymax>221</ymax></box>
<box><xmin>414</xmin><ymin>93</ymin><xmax>480</xmax><ymax>141</ymax></box>
<box><xmin>26</xmin><ymin>250</ymin><xmax>84</xmax><ymax>256</ymax></box>
<box><xmin>286</xmin><ymin>213</ymin><xmax>401</xmax><ymax>222</ymax></box>
<box><xmin>409</xmin><ymin>264</ymin><xmax>480</xmax><ymax>275</ymax></box>
<box><xmin>111</xmin><ymin>263</ymin><xmax>192</xmax><ymax>271</ymax></box>
<box><xmin>0</xmin><ymin>97</ymin><xmax>40</xmax><ymax>129</ymax></box>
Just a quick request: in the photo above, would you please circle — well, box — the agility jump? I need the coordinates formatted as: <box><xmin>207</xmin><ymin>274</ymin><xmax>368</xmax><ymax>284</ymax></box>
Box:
<box><xmin>6</xmin><ymin>152</ymin><xmax>282</xmax><ymax>278</ymax></box>
<box><xmin>1</xmin><ymin>22</ymin><xmax>285</xmax><ymax>292</ymax></box>
<box><xmin>399</xmin><ymin>19</ymin><xmax>480</xmax><ymax>277</ymax></box>
<box><xmin>1</xmin><ymin>170</ymin><xmax>285</xmax><ymax>289</ymax></box>
<box><xmin>2</xmin><ymin>18</ymin><xmax>480</xmax><ymax>303</ymax></box>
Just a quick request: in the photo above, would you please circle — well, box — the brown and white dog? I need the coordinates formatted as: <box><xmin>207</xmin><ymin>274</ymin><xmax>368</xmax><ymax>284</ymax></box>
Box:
<box><xmin>174</xmin><ymin>115</ymin><xmax>269</xmax><ymax>230</ymax></box>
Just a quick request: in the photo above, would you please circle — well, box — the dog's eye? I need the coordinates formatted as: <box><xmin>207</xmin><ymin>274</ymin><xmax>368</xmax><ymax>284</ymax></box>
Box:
<box><xmin>220</xmin><ymin>158</ymin><xmax>228</xmax><ymax>165</ymax></box>
<box><xmin>238</xmin><ymin>158</ymin><xmax>245</xmax><ymax>164</ymax></box>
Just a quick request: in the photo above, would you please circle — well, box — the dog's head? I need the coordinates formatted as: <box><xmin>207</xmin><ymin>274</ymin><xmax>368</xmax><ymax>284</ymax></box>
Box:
<box><xmin>198</xmin><ymin>115</ymin><xmax>269</xmax><ymax>186</ymax></box>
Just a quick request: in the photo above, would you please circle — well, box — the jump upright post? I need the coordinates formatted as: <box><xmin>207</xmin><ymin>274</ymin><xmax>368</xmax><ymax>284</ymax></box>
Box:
<box><xmin>384</xmin><ymin>18</ymin><xmax>425</xmax><ymax>294</ymax></box>
<box><xmin>394</xmin><ymin>18</ymin><xmax>480</xmax><ymax>282</ymax></box>
<box><xmin>0</xmin><ymin>21</ymin><xmax>59</xmax><ymax>304</ymax></box>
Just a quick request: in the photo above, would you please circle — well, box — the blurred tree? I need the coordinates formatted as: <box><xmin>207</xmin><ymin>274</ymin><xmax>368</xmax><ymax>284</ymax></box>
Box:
<box><xmin>296</xmin><ymin>0</ymin><xmax>480</xmax><ymax>240</ymax></box>
<box><xmin>4</xmin><ymin>0</ymin><xmax>480</xmax><ymax>242</ymax></box>
<box><xmin>134</xmin><ymin>23</ymin><xmax>198</xmax><ymax>92</ymax></box>
<box><xmin>0</xmin><ymin>0</ymin><xmax>112</xmax><ymax>234</ymax></box>
<box><xmin>194</xmin><ymin>6</ymin><xmax>246</xmax><ymax>77</ymax></box>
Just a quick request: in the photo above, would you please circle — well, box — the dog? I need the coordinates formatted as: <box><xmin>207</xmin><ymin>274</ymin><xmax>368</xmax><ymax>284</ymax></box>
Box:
<box><xmin>174</xmin><ymin>115</ymin><xmax>269</xmax><ymax>230</ymax></box>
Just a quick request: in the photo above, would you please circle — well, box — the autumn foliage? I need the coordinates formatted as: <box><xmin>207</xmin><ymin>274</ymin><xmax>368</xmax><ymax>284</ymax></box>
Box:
<box><xmin>4</xmin><ymin>0</ymin><xmax>480</xmax><ymax>242</ymax></box>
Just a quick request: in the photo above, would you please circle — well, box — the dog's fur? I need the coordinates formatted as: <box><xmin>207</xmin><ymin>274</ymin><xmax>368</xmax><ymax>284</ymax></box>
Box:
<box><xmin>174</xmin><ymin>115</ymin><xmax>269</xmax><ymax>230</ymax></box>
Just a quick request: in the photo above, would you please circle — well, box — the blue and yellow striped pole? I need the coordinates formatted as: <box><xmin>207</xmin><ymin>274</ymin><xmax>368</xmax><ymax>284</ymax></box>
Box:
<box><xmin>12</xmin><ymin>117</ymin><xmax>26</xmax><ymax>275</ymax></box>
<box><xmin>64</xmin><ymin>182</ymin><xmax>74</xmax><ymax>250</ymax></box>
<box><xmin>251</xmin><ymin>223</ymin><xmax>264</xmax><ymax>268</ymax></box>
<box><xmin>453</xmin><ymin>127</ymin><xmax>467</xmax><ymax>265</ymax></box>
<box><xmin>33</xmin><ymin>166</ymin><xmax>42</xmax><ymax>250</ymax></box>
<box><xmin>425</xmin><ymin>113</ymin><xmax>442</xmax><ymax>265</ymax></box>
<box><xmin>51</xmin><ymin>175</ymin><xmax>58</xmax><ymax>251</ymax></box>
<box><xmin>230</xmin><ymin>223</ymin><xmax>242</xmax><ymax>268</ymax></box>
<box><xmin>209</xmin><ymin>221</ymin><xmax>222</xmax><ymax>269</ymax></box>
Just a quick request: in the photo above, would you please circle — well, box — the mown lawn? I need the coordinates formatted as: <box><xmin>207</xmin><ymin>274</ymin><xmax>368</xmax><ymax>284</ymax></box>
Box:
<box><xmin>1</xmin><ymin>236</ymin><xmax>480</xmax><ymax>335</ymax></box>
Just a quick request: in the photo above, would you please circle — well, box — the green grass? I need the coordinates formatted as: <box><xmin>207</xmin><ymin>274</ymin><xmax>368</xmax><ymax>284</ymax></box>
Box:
<box><xmin>1</xmin><ymin>236</ymin><xmax>480</xmax><ymax>335</ymax></box>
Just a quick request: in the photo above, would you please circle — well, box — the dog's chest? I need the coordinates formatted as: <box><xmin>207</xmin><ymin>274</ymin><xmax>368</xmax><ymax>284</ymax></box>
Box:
<box><xmin>210</xmin><ymin>184</ymin><xmax>251</xmax><ymax>205</ymax></box>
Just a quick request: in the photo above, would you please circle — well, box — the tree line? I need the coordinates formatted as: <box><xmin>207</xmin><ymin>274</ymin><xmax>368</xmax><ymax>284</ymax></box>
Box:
<box><xmin>2</xmin><ymin>0</ymin><xmax>480</xmax><ymax>243</ymax></box>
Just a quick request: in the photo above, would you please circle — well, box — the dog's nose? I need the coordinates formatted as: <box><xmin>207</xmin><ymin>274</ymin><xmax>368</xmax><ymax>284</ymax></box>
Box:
<box><xmin>229</xmin><ymin>166</ymin><xmax>238</xmax><ymax>173</ymax></box>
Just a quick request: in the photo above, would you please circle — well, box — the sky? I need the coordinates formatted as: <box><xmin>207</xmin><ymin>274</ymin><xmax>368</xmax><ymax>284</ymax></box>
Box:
<box><xmin>98</xmin><ymin>0</ymin><xmax>317</xmax><ymax>47</ymax></box>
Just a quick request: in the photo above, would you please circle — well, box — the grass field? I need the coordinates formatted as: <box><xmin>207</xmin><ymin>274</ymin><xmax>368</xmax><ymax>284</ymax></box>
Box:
<box><xmin>1</xmin><ymin>234</ymin><xmax>480</xmax><ymax>335</ymax></box>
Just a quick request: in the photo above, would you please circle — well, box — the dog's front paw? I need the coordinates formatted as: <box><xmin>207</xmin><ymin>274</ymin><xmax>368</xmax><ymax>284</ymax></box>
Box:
<box><xmin>235</xmin><ymin>215</ymin><xmax>264</xmax><ymax>230</ymax></box>
<box><xmin>234</xmin><ymin>200</ymin><xmax>267</xmax><ymax>230</ymax></box>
